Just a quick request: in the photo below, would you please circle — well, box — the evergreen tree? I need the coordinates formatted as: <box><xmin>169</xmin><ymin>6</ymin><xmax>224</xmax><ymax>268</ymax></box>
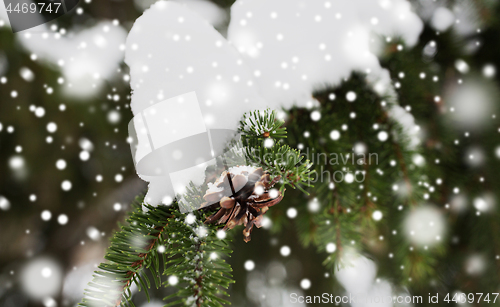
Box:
<box><xmin>1</xmin><ymin>0</ymin><xmax>500</xmax><ymax>307</ymax></box>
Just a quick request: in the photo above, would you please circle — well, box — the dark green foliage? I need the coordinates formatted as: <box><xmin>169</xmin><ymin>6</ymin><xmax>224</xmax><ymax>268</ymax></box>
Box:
<box><xmin>79</xmin><ymin>197</ymin><xmax>233</xmax><ymax>307</ymax></box>
<box><xmin>239</xmin><ymin>109</ymin><xmax>288</xmax><ymax>146</ymax></box>
<box><xmin>379</xmin><ymin>15</ymin><xmax>500</xmax><ymax>299</ymax></box>
<box><xmin>162</xmin><ymin>210</ymin><xmax>234</xmax><ymax>307</ymax></box>
<box><xmin>276</xmin><ymin>73</ymin><xmax>442</xmax><ymax>288</ymax></box>
<box><xmin>239</xmin><ymin>109</ymin><xmax>315</xmax><ymax>194</ymax></box>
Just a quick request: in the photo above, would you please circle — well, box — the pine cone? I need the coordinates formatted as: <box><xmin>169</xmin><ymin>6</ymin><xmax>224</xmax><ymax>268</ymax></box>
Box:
<box><xmin>202</xmin><ymin>166</ymin><xmax>283</xmax><ymax>242</ymax></box>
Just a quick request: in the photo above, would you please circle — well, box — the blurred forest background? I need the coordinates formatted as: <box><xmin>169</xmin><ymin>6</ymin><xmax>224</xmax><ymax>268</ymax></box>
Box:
<box><xmin>1</xmin><ymin>0</ymin><xmax>500</xmax><ymax>306</ymax></box>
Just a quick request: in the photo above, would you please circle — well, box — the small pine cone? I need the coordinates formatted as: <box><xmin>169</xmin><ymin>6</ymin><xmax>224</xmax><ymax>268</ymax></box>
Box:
<box><xmin>202</xmin><ymin>166</ymin><xmax>283</xmax><ymax>242</ymax></box>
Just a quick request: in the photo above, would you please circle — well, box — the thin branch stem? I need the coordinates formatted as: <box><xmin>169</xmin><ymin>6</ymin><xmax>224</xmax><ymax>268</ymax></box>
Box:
<box><xmin>115</xmin><ymin>223</ymin><xmax>170</xmax><ymax>307</ymax></box>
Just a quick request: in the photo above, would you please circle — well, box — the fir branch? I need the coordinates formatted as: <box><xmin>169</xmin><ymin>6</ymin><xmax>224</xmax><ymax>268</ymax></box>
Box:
<box><xmin>239</xmin><ymin>109</ymin><xmax>287</xmax><ymax>145</ymax></box>
<box><xmin>163</xmin><ymin>210</ymin><xmax>233</xmax><ymax>307</ymax></box>
<box><xmin>240</xmin><ymin>109</ymin><xmax>315</xmax><ymax>193</ymax></box>
<box><xmin>81</xmin><ymin>108</ymin><xmax>310</xmax><ymax>307</ymax></box>
<box><xmin>80</xmin><ymin>196</ymin><xmax>172</xmax><ymax>307</ymax></box>
<box><xmin>79</xmin><ymin>197</ymin><xmax>232</xmax><ymax>307</ymax></box>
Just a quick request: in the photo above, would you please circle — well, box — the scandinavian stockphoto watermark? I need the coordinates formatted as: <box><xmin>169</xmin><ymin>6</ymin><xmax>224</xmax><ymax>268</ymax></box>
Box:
<box><xmin>3</xmin><ymin>0</ymin><xmax>80</xmax><ymax>32</ymax></box>
<box><xmin>250</xmin><ymin>146</ymin><xmax>379</xmax><ymax>184</ymax></box>
<box><xmin>304</xmin><ymin>147</ymin><xmax>378</xmax><ymax>184</ymax></box>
